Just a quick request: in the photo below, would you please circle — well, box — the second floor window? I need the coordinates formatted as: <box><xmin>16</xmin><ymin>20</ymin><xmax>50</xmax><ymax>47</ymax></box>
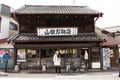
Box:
<box><xmin>9</xmin><ymin>22</ymin><xmax>18</xmax><ymax>31</ymax></box>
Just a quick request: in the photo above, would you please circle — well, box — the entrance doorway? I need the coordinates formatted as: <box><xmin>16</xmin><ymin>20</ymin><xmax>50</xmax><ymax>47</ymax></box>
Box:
<box><xmin>26</xmin><ymin>49</ymin><xmax>40</xmax><ymax>70</ymax></box>
<box><xmin>40</xmin><ymin>49</ymin><xmax>55</xmax><ymax>72</ymax></box>
<box><xmin>40</xmin><ymin>48</ymin><xmax>84</xmax><ymax>72</ymax></box>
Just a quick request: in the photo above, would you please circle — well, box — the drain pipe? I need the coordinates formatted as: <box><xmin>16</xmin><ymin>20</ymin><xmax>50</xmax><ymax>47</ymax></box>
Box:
<box><xmin>94</xmin><ymin>13</ymin><xmax>103</xmax><ymax>23</ymax></box>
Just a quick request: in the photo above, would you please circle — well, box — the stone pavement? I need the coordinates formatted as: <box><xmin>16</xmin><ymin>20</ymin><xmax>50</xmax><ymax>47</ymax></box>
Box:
<box><xmin>0</xmin><ymin>71</ymin><xmax>120</xmax><ymax>80</ymax></box>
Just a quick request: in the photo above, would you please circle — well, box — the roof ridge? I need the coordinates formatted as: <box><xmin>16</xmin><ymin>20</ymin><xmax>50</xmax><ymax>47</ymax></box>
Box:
<box><xmin>103</xmin><ymin>26</ymin><xmax>120</xmax><ymax>29</ymax></box>
<box><xmin>24</xmin><ymin>4</ymin><xmax>87</xmax><ymax>7</ymax></box>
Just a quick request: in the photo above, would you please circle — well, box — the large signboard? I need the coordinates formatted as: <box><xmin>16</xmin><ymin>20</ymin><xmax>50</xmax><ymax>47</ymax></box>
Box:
<box><xmin>37</xmin><ymin>27</ymin><xmax>78</xmax><ymax>36</ymax></box>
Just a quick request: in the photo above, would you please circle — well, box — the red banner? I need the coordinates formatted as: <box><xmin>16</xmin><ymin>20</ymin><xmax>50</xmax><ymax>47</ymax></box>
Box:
<box><xmin>0</xmin><ymin>50</ymin><xmax>4</xmax><ymax>56</ymax></box>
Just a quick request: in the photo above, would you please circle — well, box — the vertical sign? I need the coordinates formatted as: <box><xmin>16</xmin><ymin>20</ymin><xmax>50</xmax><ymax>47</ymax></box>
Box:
<box><xmin>102</xmin><ymin>48</ymin><xmax>110</xmax><ymax>70</ymax></box>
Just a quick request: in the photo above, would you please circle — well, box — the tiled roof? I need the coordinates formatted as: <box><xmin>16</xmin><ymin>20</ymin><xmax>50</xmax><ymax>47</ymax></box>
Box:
<box><xmin>15</xmin><ymin>5</ymin><xmax>103</xmax><ymax>15</ymax></box>
<box><xmin>96</xmin><ymin>27</ymin><xmax>120</xmax><ymax>46</ymax></box>
<box><xmin>103</xmin><ymin>26</ymin><xmax>120</xmax><ymax>33</ymax></box>
<box><xmin>8</xmin><ymin>33</ymin><xmax>103</xmax><ymax>43</ymax></box>
<box><xmin>103</xmin><ymin>36</ymin><xmax>120</xmax><ymax>46</ymax></box>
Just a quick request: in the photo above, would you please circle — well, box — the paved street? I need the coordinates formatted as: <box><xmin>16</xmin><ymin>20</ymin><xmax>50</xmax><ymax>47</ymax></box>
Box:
<box><xmin>0</xmin><ymin>71</ymin><xmax>119</xmax><ymax>80</ymax></box>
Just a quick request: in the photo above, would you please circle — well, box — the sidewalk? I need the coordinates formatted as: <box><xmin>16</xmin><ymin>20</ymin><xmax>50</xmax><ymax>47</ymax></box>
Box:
<box><xmin>0</xmin><ymin>71</ymin><xmax>119</xmax><ymax>80</ymax></box>
<box><xmin>55</xmin><ymin>72</ymin><xmax>119</xmax><ymax>80</ymax></box>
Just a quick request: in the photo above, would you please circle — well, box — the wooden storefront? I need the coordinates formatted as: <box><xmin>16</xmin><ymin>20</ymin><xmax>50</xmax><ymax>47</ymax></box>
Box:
<box><xmin>8</xmin><ymin>5</ymin><xmax>103</xmax><ymax>72</ymax></box>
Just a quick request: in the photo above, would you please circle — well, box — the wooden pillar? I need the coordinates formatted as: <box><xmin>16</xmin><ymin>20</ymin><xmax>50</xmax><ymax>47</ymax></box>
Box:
<box><xmin>100</xmin><ymin>45</ymin><xmax>103</xmax><ymax>69</ymax></box>
<box><xmin>88</xmin><ymin>48</ymin><xmax>92</xmax><ymax>69</ymax></box>
<box><xmin>39</xmin><ymin>49</ymin><xmax>41</xmax><ymax>71</ymax></box>
<box><xmin>14</xmin><ymin>45</ymin><xmax>17</xmax><ymax>66</ymax></box>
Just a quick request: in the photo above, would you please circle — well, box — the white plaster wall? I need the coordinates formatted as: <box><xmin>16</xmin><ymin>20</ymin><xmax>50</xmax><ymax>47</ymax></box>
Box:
<box><xmin>0</xmin><ymin>15</ymin><xmax>19</xmax><ymax>39</ymax></box>
<box><xmin>0</xmin><ymin>16</ymin><xmax>9</xmax><ymax>39</ymax></box>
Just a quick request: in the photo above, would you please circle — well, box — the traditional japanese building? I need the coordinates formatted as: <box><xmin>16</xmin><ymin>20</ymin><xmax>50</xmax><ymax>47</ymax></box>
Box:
<box><xmin>8</xmin><ymin>5</ymin><xmax>103</xmax><ymax>72</ymax></box>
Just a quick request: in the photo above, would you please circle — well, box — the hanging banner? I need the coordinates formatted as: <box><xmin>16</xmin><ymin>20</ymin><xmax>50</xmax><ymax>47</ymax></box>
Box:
<box><xmin>102</xmin><ymin>48</ymin><xmax>110</xmax><ymax>70</ymax></box>
<box><xmin>37</xmin><ymin>27</ymin><xmax>78</xmax><ymax>36</ymax></box>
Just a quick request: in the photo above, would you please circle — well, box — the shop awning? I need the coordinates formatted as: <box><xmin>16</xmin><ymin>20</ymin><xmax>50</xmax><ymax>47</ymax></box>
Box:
<box><xmin>0</xmin><ymin>42</ymin><xmax>13</xmax><ymax>48</ymax></box>
<box><xmin>8</xmin><ymin>33</ymin><xmax>103</xmax><ymax>43</ymax></box>
<box><xmin>15</xmin><ymin>43</ymin><xmax>99</xmax><ymax>48</ymax></box>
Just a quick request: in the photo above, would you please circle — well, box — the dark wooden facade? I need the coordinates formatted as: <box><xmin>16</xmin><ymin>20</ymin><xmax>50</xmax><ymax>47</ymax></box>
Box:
<box><xmin>9</xmin><ymin>5</ymin><xmax>103</xmax><ymax>72</ymax></box>
<box><xmin>16</xmin><ymin>14</ymin><xmax>95</xmax><ymax>33</ymax></box>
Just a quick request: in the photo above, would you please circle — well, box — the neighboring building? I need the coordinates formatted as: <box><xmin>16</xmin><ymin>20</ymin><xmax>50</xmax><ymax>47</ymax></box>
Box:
<box><xmin>0</xmin><ymin>4</ymin><xmax>19</xmax><ymax>43</ymax></box>
<box><xmin>0</xmin><ymin>4</ymin><xmax>18</xmax><ymax>69</ymax></box>
<box><xmin>103</xmin><ymin>26</ymin><xmax>120</xmax><ymax>68</ymax></box>
<box><xmin>103</xmin><ymin>26</ymin><xmax>120</xmax><ymax>40</ymax></box>
<box><xmin>96</xmin><ymin>27</ymin><xmax>120</xmax><ymax>68</ymax></box>
<box><xmin>8</xmin><ymin>5</ymin><xmax>103</xmax><ymax>72</ymax></box>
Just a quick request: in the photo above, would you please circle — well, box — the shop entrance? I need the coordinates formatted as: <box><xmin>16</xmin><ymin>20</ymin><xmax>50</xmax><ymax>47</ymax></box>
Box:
<box><xmin>39</xmin><ymin>48</ymin><xmax>88</xmax><ymax>72</ymax></box>
<box><xmin>17</xmin><ymin>48</ymin><xmax>91</xmax><ymax>72</ymax></box>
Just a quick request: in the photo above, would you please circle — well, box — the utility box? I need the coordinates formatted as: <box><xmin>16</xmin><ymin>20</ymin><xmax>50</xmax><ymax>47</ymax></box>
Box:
<box><xmin>14</xmin><ymin>65</ymin><xmax>20</xmax><ymax>73</ymax></box>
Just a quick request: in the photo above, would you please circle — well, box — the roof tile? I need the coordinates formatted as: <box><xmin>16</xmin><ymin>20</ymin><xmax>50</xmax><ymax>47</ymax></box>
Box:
<box><xmin>8</xmin><ymin>33</ymin><xmax>103</xmax><ymax>43</ymax></box>
<box><xmin>15</xmin><ymin>5</ymin><xmax>103</xmax><ymax>15</ymax></box>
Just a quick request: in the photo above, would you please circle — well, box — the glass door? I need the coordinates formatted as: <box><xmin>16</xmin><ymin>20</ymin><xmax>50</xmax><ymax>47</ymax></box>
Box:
<box><xmin>26</xmin><ymin>49</ymin><xmax>40</xmax><ymax>70</ymax></box>
<box><xmin>65</xmin><ymin>49</ymin><xmax>80</xmax><ymax>72</ymax></box>
<box><xmin>40</xmin><ymin>49</ymin><xmax>55</xmax><ymax>72</ymax></box>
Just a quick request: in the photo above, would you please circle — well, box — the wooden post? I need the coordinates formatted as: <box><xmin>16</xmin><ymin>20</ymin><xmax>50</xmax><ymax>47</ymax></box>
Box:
<box><xmin>13</xmin><ymin>46</ymin><xmax>17</xmax><ymax>70</ymax></box>
<box><xmin>118</xmin><ymin>46</ymin><xmax>120</xmax><ymax>77</ymax></box>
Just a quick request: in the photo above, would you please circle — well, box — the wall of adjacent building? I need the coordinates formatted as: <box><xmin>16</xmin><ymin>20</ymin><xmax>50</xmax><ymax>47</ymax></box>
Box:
<box><xmin>0</xmin><ymin>4</ymin><xmax>19</xmax><ymax>40</ymax></box>
<box><xmin>0</xmin><ymin>16</ymin><xmax>9</xmax><ymax>39</ymax></box>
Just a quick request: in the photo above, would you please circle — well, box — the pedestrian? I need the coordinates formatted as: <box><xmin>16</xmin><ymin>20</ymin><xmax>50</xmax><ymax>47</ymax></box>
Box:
<box><xmin>2</xmin><ymin>50</ymin><xmax>10</xmax><ymax>72</ymax></box>
<box><xmin>53</xmin><ymin>50</ymin><xmax>61</xmax><ymax>74</ymax></box>
<box><xmin>118</xmin><ymin>57</ymin><xmax>120</xmax><ymax>77</ymax></box>
<box><xmin>84</xmin><ymin>50</ymin><xmax>88</xmax><ymax>70</ymax></box>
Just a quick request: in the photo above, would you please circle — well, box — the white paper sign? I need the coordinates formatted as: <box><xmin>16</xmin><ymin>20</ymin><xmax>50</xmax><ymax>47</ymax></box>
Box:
<box><xmin>37</xmin><ymin>27</ymin><xmax>78</xmax><ymax>36</ymax></box>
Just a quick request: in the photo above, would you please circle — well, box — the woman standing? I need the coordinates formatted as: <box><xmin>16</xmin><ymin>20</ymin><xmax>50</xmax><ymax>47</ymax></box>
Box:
<box><xmin>53</xmin><ymin>51</ymin><xmax>61</xmax><ymax>74</ymax></box>
<box><xmin>84</xmin><ymin>50</ymin><xmax>88</xmax><ymax>70</ymax></box>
